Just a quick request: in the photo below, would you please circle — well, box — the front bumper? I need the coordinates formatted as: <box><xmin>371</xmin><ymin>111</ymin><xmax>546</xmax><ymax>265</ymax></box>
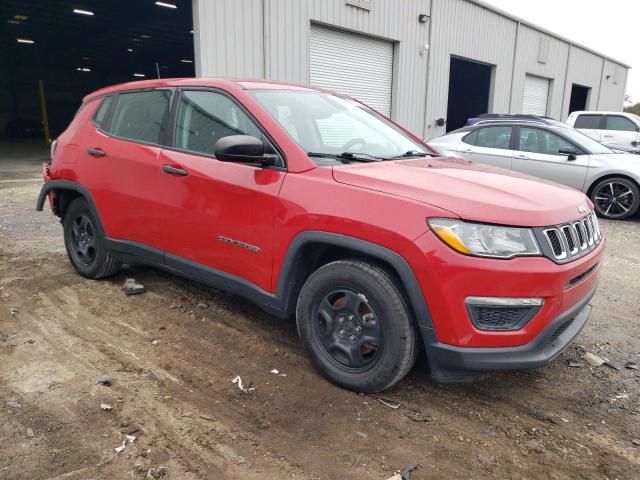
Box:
<box><xmin>406</xmin><ymin>226</ymin><xmax>605</xmax><ymax>382</ymax></box>
<box><xmin>422</xmin><ymin>285</ymin><xmax>595</xmax><ymax>381</ymax></box>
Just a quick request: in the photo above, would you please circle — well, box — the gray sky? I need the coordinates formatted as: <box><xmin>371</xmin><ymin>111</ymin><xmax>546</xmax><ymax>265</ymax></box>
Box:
<box><xmin>482</xmin><ymin>0</ymin><xmax>639</xmax><ymax>104</ymax></box>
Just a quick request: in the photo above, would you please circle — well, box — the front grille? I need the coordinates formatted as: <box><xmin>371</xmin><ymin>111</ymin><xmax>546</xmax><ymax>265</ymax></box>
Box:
<box><xmin>541</xmin><ymin>212</ymin><xmax>602</xmax><ymax>263</ymax></box>
<box><xmin>467</xmin><ymin>305</ymin><xmax>539</xmax><ymax>331</ymax></box>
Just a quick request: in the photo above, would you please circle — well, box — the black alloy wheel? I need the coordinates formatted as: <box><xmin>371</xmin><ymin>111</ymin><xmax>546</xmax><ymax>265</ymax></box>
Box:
<box><xmin>591</xmin><ymin>178</ymin><xmax>640</xmax><ymax>220</ymax></box>
<box><xmin>314</xmin><ymin>288</ymin><xmax>382</xmax><ymax>371</ymax></box>
<box><xmin>69</xmin><ymin>214</ymin><xmax>97</xmax><ymax>267</ymax></box>
<box><xmin>296</xmin><ymin>260</ymin><xmax>417</xmax><ymax>393</ymax></box>
<box><xmin>63</xmin><ymin>198</ymin><xmax>121</xmax><ymax>278</ymax></box>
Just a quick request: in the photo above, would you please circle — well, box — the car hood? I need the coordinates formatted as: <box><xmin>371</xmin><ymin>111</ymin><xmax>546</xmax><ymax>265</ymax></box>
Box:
<box><xmin>332</xmin><ymin>157</ymin><xmax>590</xmax><ymax>227</ymax></box>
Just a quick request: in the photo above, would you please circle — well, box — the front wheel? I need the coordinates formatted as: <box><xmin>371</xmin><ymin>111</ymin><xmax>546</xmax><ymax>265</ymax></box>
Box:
<box><xmin>63</xmin><ymin>198</ymin><xmax>121</xmax><ymax>279</ymax></box>
<box><xmin>590</xmin><ymin>177</ymin><xmax>640</xmax><ymax>220</ymax></box>
<box><xmin>296</xmin><ymin>260</ymin><xmax>418</xmax><ymax>393</ymax></box>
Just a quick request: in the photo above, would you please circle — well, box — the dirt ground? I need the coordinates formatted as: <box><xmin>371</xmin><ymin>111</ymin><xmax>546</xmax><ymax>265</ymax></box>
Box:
<box><xmin>1</xmin><ymin>141</ymin><xmax>639</xmax><ymax>480</ymax></box>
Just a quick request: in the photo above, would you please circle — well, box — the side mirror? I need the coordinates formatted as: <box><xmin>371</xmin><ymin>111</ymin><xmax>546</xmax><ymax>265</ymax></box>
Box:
<box><xmin>214</xmin><ymin>135</ymin><xmax>277</xmax><ymax>165</ymax></box>
<box><xmin>558</xmin><ymin>147</ymin><xmax>578</xmax><ymax>161</ymax></box>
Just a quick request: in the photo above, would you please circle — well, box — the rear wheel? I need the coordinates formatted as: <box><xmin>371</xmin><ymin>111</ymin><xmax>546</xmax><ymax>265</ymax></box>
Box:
<box><xmin>63</xmin><ymin>198</ymin><xmax>120</xmax><ymax>278</ymax></box>
<box><xmin>296</xmin><ymin>260</ymin><xmax>417</xmax><ymax>393</ymax></box>
<box><xmin>590</xmin><ymin>177</ymin><xmax>640</xmax><ymax>220</ymax></box>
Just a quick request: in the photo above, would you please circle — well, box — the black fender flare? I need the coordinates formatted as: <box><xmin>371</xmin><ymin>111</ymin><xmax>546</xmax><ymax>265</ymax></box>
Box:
<box><xmin>274</xmin><ymin>231</ymin><xmax>436</xmax><ymax>334</ymax></box>
<box><xmin>36</xmin><ymin>180</ymin><xmax>106</xmax><ymax>236</ymax></box>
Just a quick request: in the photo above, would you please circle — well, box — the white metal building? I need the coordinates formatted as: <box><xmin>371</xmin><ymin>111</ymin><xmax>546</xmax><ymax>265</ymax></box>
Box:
<box><xmin>192</xmin><ymin>0</ymin><xmax>630</xmax><ymax>139</ymax></box>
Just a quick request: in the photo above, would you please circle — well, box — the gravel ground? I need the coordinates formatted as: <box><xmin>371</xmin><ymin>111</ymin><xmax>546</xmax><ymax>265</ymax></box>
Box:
<box><xmin>1</xmin><ymin>142</ymin><xmax>639</xmax><ymax>479</ymax></box>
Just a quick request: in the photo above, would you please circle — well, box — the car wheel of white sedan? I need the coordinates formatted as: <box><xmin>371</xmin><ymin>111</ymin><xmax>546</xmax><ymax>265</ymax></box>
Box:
<box><xmin>590</xmin><ymin>177</ymin><xmax>640</xmax><ymax>220</ymax></box>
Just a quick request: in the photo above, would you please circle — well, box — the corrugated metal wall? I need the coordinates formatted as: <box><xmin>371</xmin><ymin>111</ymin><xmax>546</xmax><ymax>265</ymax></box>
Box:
<box><xmin>193</xmin><ymin>0</ymin><xmax>630</xmax><ymax>140</ymax></box>
<box><xmin>424</xmin><ymin>0</ymin><xmax>517</xmax><ymax>139</ymax></box>
<box><xmin>511</xmin><ymin>24</ymin><xmax>570</xmax><ymax>120</ymax></box>
<box><xmin>597</xmin><ymin>59</ymin><xmax>629</xmax><ymax>112</ymax></box>
<box><xmin>263</xmin><ymin>0</ymin><xmax>432</xmax><ymax>133</ymax></box>
<box><xmin>193</xmin><ymin>0</ymin><xmax>265</xmax><ymax>78</ymax></box>
<box><xmin>562</xmin><ymin>46</ymin><xmax>604</xmax><ymax>117</ymax></box>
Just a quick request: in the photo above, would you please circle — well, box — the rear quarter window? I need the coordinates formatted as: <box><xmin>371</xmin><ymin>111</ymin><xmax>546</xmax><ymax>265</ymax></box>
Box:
<box><xmin>462</xmin><ymin>130</ymin><xmax>478</xmax><ymax>146</ymax></box>
<box><xmin>91</xmin><ymin>96</ymin><xmax>114</xmax><ymax>128</ymax></box>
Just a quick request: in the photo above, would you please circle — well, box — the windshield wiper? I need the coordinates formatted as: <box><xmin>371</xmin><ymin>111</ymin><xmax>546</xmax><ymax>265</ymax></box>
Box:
<box><xmin>387</xmin><ymin>150</ymin><xmax>442</xmax><ymax>159</ymax></box>
<box><xmin>307</xmin><ymin>152</ymin><xmax>382</xmax><ymax>163</ymax></box>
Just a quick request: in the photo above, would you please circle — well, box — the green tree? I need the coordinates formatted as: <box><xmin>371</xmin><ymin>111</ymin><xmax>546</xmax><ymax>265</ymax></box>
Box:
<box><xmin>624</xmin><ymin>102</ymin><xmax>640</xmax><ymax>115</ymax></box>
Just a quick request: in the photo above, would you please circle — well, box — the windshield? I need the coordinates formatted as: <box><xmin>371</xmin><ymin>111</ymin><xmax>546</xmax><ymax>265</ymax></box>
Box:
<box><xmin>251</xmin><ymin>90</ymin><xmax>428</xmax><ymax>163</ymax></box>
<box><xmin>557</xmin><ymin>126</ymin><xmax>615</xmax><ymax>155</ymax></box>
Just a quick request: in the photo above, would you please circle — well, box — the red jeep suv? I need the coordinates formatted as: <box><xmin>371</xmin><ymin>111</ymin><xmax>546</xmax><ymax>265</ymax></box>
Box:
<box><xmin>37</xmin><ymin>78</ymin><xmax>605</xmax><ymax>392</ymax></box>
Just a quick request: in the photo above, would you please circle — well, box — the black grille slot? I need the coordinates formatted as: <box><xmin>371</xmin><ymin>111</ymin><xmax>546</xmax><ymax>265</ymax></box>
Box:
<box><xmin>562</xmin><ymin>226</ymin><xmax>576</xmax><ymax>252</ymax></box>
<box><xmin>574</xmin><ymin>222</ymin><xmax>586</xmax><ymax>248</ymax></box>
<box><xmin>547</xmin><ymin>320</ymin><xmax>574</xmax><ymax>345</ymax></box>
<box><xmin>546</xmin><ymin>229</ymin><xmax>564</xmax><ymax>257</ymax></box>
<box><xmin>568</xmin><ymin>263</ymin><xmax>598</xmax><ymax>288</ymax></box>
<box><xmin>468</xmin><ymin>305</ymin><xmax>539</xmax><ymax>331</ymax></box>
<box><xmin>583</xmin><ymin>219</ymin><xmax>593</xmax><ymax>245</ymax></box>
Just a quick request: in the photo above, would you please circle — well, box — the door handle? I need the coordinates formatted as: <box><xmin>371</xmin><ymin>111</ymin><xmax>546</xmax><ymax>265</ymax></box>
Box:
<box><xmin>162</xmin><ymin>165</ymin><xmax>188</xmax><ymax>176</ymax></box>
<box><xmin>516</xmin><ymin>154</ymin><xmax>529</xmax><ymax>159</ymax></box>
<box><xmin>463</xmin><ymin>148</ymin><xmax>475</xmax><ymax>153</ymax></box>
<box><xmin>603</xmin><ymin>134</ymin><xmax>614</xmax><ymax>138</ymax></box>
<box><xmin>87</xmin><ymin>148</ymin><xmax>106</xmax><ymax>157</ymax></box>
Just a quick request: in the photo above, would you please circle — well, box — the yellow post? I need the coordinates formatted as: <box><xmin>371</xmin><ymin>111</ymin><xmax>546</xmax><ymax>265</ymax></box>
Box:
<box><xmin>38</xmin><ymin>79</ymin><xmax>51</xmax><ymax>145</ymax></box>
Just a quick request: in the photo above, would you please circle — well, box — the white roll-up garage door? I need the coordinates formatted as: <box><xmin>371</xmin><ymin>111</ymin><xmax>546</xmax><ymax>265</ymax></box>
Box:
<box><xmin>522</xmin><ymin>75</ymin><xmax>550</xmax><ymax>116</ymax></box>
<box><xmin>309</xmin><ymin>25</ymin><xmax>393</xmax><ymax>116</ymax></box>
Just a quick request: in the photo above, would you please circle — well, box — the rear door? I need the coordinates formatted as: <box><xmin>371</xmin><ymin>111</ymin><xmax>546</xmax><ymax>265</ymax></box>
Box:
<box><xmin>572</xmin><ymin>114</ymin><xmax>604</xmax><ymax>142</ymax></box>
<box><xmin>512</xmin><ymin>126</ymin><xmax>589</xmax><ymax>190</ymax></box>
<box><xmin>79</xmin><ymin>89</ymin><xmax>171</xmax><ymax>250</ymax></box>
<box><xmin>458</xmin><ymin>125</ymin><xmax>514</xmax><ymax>169</ymax></box>
<box><xmin>602</xmin><ymin>114</ymin><xmax>640</xmax><ymax>147</ymax></box>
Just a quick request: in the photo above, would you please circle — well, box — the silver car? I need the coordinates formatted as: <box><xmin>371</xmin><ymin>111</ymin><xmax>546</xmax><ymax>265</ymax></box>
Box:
<box><xmin>429</xmin><ymin>120</ymin><xmax>640</xmax><ymax>220</ymax></box>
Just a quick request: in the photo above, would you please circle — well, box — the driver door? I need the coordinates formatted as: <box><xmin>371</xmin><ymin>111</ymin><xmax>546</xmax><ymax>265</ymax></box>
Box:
<box><xmin>511</xmin><ymin>126</ymin><xmax>589</xmax><ymax>190</ymax></box>
<box><xmin>157</xmin><ymin>89</ymin><xmax>285</xmax><ymax>292</ymax></box>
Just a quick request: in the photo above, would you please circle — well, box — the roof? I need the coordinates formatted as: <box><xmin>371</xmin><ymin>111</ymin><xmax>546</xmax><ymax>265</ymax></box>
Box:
<box><xmin>467</xmin><ymin>0</ymin><xmax>631</xmax><ymax>69</ymax></box>
<box><xmin>83</xmin><ymin>77</ymin><xmax>319</xmax><ymax>102</ymax></box>
<box><xmin>569</xmin><ymin>111</ymin><xmax>639</xmax><ymax>116</ymax></box>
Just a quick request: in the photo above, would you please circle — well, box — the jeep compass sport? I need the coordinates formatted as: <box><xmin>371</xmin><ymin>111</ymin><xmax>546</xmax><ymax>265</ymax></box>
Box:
<box><xmin>37</xmin><ymin>79</ymin><xmax>605</xmax><ymax>392</ymax></box>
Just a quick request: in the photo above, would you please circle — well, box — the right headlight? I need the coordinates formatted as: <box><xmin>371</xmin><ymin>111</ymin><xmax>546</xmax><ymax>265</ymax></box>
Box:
<box><xmin>428</xmin><ymin>218</ymin><xmax>541</xmax><ymax>259</ymax></box>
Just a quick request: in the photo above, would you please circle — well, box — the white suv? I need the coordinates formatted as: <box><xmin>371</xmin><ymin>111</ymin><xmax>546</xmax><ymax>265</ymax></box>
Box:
<box><xmin>567</xmin><ymin>111</ymin><xmax>640</xmax><ymax>148</ymax></box>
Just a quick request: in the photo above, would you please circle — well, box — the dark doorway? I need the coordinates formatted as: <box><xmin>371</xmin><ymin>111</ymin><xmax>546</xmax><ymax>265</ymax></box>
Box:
<box><xmin>569</xmin><ymin>84</ymin><xmax>590</xmax><ymax>114</ymax></box>
<box><xmin>1</xmin><ymin>0</ymin><xmax>195</xmax><ymax>143</ymax></box>
<box><xmin>446</xmin><ymin>57</ymin><xmax>492</xmax><ymax>132</ymax></box>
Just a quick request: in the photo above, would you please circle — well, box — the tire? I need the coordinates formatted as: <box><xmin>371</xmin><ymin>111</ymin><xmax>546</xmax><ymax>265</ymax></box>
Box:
<box><xmin>296</xmin><ymin>260</ymin><xmax>418</xmax><ymax>393</ymax></box>
<box><xmin>63</xmin><ymin>198</ymin><xmax>121</xmax><ymax>279</ymax></box>
<box><xmin>590</xmin><ymin>177</ymin><xmax>640</xmax><ymax>220</ymax></box>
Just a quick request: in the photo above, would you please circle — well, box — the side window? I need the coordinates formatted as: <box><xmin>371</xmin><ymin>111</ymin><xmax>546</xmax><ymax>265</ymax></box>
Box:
<box><xmin>473</xmin><ymin>127</ymin><xmax>512</xmax><ymax>150</ymax></box>
<box><xmin>92</xmin><ymin>95</ymin><xmax>114</xmax><ymax>128</ymax></box>
<box><xmin>462</xmin><ymin>130</ymin><xmax>478</xmax><ymax>146</ymax></box>
<box><xmin>519</xmin><ymin>127</ymin><xmax>574</xmax><ymax>155</ymax></box>
<box><xmin>107</xmin><ymin>90</ymin><xmax>170</xmax><ymax>144</ymax></box>
<box><xmin>574</xmin><ymin>115</ymin><xmax>602</xmax><ymax>130</ymax></box>
<box><xmin>605</xmin><ymin>116</ymin><xmax>638</xmax><ymax>132</ymax></box>
<box><xmin>175</xmin><ymin>90</ymin><xmax>263</xmax><ymax>156</ymax></box>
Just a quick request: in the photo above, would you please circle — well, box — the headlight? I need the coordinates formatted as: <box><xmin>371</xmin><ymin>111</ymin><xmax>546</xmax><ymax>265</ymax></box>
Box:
<box><xmin>428</xmin><ymin>218</ymin><xmax>541</xmax><ymax>259</ymax></box>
